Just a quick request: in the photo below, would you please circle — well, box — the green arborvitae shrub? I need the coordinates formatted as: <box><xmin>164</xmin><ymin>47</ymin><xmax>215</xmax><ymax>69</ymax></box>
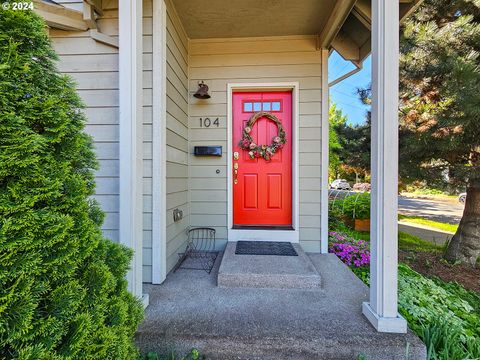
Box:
<box><xmin>0</xmin><ymin>10</ymin><xmax>143</xmax><ymax>359</ymax></box>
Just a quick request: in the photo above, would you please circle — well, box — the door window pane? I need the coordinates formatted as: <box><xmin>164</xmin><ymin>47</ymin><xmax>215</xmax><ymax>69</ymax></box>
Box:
<box><xmin>244</xmin><ymin>102</ymin><xmax>253</xmax><ymax>112</ymax></box>
<box><xmin>272</xmin><ymin>101</ymin><xmax>281</xmax><ymax>111</ymax></box>
<box><xmin>262</xmin><ymin>102</ymin><xmax>271</xmax><ymax>111</ymax></box>
<box><xmin>253</xmin><ymin>102</ymin><xmax>262</xmax><ymax>111</ymax></box>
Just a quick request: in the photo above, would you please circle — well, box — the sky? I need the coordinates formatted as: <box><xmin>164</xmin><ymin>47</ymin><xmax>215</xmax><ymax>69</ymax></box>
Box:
<box><xmin>329</xmin><ymin>51</ymin><xmax>371</xmax><ymax>125</ymax></box>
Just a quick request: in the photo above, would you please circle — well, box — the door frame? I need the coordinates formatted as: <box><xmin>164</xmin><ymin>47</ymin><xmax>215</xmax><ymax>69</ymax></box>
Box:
<box><xmin>227</xmin><ymin>83</ymin><xmax>300</xmax><ymax>242</ymax></box>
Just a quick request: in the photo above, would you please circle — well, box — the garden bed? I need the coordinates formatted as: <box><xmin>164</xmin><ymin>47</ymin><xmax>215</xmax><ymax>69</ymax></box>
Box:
<box><xmin>330</xmin><ymin>222</ymin><xmax>479</xmax><ymax>293</ymax></box>
<box><xmin>399</xmin><ymin>250</ymin><xmax>480</xmax><ymax>293</ymax></box>
<box><xmin>328</xmin><ymin>222</ymin><xmax>480</xmax><ymax>360</ymax></box>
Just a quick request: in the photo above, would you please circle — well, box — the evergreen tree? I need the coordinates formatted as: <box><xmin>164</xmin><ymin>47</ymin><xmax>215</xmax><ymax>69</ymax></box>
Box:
<box><xmin>399</xmin><ymin>0</ymin><xmax>480</xmax><ymax>265</ymax></box>
<box><xmin>329</xmin><ymin>103</ymin><xmax>345</xmax><ymax>181</ymax></box>
<box><xmin>0</xmin><ymin>10</ymin><xmax>143</xmax><ymax>359</ymax></box>
<box><xmin>331</xmin><ymin>103</ymin><xmax>371</xmax><ymax>183</ymax></box>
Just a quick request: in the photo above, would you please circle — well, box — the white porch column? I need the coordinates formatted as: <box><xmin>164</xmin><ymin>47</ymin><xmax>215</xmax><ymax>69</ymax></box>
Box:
<box><xmin>320</xmin><ymin>49</ymin><xmax>330</xmax><ymax>254</ymax></box>
<box><xmin>151</xmin><ymin>0</ymin><xmax>167</xmax><ymax>284</ymax></box>
<box><xmin>362</xmin><ymin>0</ymin><xmax>407</xmax><ymax>333</ymax></box>
<box><xmin>119</xmin><ymin>0</ymin><xmax>145</xmax><ymax>303</ymax></box>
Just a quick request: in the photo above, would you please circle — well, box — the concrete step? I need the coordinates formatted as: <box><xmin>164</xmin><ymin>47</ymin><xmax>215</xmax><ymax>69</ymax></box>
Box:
<box><xmin>136</xmin><ymin>332</ymin><xmax>427</xmax><ymax>360</ymax></box>
<box><xmin>217</xmin><ymin>242</ymin><xmax>322</xmax><ymax>289</ymax></box>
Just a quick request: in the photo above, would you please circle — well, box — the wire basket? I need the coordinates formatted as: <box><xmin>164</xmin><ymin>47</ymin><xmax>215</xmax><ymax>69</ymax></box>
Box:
<box><xmin>173</xmin><ymin>227</ymin><xmax>218</xmax><ymax>274</ymax></box>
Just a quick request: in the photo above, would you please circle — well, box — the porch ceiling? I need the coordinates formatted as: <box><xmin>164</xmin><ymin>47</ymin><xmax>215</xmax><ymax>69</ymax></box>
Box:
<box><xmin>172</xmin><ymin>0</ymin><xmax>422</xmax><ymax>65</ymax></box>
<box><xmin>171</xmin><ymin>0</ymin><xmax>337</xmax><ymax>39</ymax></box>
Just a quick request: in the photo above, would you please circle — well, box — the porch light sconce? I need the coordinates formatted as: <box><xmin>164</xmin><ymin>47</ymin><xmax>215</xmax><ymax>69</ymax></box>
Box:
<box><xmin>193</xmin><ymin>81</ymin><xmax>211</xmax><ymax>99</ymax></box>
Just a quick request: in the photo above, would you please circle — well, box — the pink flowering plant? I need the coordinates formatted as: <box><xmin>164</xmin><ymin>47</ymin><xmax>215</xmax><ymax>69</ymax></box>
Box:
<box><xmin>329</xmin><ymin>231</ymin><xmax>370</xmax><ymax>267</ymax></box>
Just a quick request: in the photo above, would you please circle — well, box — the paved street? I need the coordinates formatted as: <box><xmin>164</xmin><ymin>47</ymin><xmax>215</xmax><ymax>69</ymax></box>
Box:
<box><xmin>329</xmin><ymin>190</ymin><xmax>464</xmax><ymax>224</ymax></box>
<box><xmin>398</xmin><ymin>196</ymin><xmax>464</xmax><ymax>224</ymax></box>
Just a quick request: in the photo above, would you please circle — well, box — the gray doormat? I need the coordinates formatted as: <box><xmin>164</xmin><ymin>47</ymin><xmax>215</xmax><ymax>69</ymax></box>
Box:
<box><xmin>235</xmin><ymin>241</ymin><xmax>298</xmax><ymax>256</ymax></box>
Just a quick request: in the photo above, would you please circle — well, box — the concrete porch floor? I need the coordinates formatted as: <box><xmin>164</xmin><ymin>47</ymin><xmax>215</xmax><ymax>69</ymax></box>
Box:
<box><xmin>136</xmin><ymin>251</ymin><xmax>426</xmax><ymax>360</ymax></box>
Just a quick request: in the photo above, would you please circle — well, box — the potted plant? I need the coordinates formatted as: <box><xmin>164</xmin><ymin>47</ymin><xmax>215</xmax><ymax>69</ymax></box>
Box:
<box><xmin>341</xmin><ymin>193</ymin><xmax>370</xmax><ymax>232</ymax></box>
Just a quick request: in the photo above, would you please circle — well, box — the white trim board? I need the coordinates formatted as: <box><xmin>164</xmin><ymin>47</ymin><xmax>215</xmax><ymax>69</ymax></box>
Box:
<box><xmin>118</xmin><ymin>0</ymin><xmax>143</xmax><ymax>298</ymax></box>
<box><xmin>226</xmin><ymin>82</ymin><xmax>300</xmax><ymax>243</ymax></box>
<box><xmin>151</xmin><ymin>0</ymin><xmax>167</xmax><ymax>284</ymax></box>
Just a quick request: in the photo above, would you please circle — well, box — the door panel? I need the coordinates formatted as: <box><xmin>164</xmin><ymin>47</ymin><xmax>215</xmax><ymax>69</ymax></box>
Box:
<box><xmin>267</xmin><ymin>174</ymin><xmax>282</xmax><ymax>209</ymax></box>
<box><xmin>232</xmin><ymin>91</ymin><xmax>292</xmax><ymax>226</ymax></box>
<box><xmin>243</xmin><ymin>174</ymin><xmax>258</xmax><ymax>209</ymax></box>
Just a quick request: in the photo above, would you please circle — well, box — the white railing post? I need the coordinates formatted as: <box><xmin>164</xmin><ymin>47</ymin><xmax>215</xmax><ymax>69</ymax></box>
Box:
<box><xmin>119</xmin><ymin>0</ymin><xmax>145</xmax><ymax>303</ymax></box>
<box><xmin>362</xmin><ymin>0</ymin><xmax>407</xmax><ymax>333</ymax></box>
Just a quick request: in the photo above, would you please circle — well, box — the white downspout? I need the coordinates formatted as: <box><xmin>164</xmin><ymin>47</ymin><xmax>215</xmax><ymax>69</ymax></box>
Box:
<box><xmin>329</xmin><ymin>63</ymin><xmax>363</xmax><ymax>88</ymax></box>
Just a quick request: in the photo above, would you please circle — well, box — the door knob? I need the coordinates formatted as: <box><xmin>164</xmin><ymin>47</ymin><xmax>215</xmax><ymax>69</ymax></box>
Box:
<box><xmin>234</xmin><ymin>163</ymin><xmax>239</xmax><ymax>170</ymax></box>
<box><xmin>233</xmin><ymin>151</ymin><xmax>239</xmax><ymax>160</ymax></box>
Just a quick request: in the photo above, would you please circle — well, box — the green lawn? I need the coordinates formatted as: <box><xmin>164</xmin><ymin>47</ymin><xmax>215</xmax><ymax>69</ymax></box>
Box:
<box><xmin>398</xmin><ymin>231</ymin><xmax>444</xmax><ymax>252</ymax></box>
<box><xmin>398</xmin><ymin>214</ymin><xmax>458</xmax><ymax>233</ymax></box>
<box><xmin>331</xmin><ymin>221</ymin><xmax>443</xmax><ymax>252</ymax></box>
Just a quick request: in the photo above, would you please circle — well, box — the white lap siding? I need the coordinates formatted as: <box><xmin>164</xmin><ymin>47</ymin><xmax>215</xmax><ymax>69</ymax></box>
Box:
<box><xmin>165</xmin><ymin>0</ymin><xmax>190</xmax><ymax>272</ymax></box>
<box><xmin>50</xmin><ymin>0</ymin><xmax>157</xmax><ymax>282</ymax></box>
<box><xmin>50</xmin><ymin>3</ymin><xmax>322</xmax><ymax>282</ymax></box>
<box><xmin>189</xmin><ymin>36</ymin><xmax>323</xmax><ymax>252</ymax></box>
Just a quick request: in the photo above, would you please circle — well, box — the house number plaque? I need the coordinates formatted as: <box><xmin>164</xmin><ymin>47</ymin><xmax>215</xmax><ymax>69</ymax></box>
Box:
<box><xmin>199</xmin><ymin>117</ymin><xmax>220</xmax><ymax>128</ymax></box>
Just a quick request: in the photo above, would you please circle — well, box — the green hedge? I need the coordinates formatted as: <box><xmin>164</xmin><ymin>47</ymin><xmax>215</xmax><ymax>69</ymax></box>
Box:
<box><xmin>0</xmin><ymin>10</ymin><xmax>143</xmax><ymax>358</ymax></box>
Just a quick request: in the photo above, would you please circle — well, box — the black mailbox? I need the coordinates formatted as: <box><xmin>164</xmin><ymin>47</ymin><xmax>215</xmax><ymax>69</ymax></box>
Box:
<box><xmin>194</xmin><ymin>146</ymin><xmax>222</xmax><ymax>157</ymax></box>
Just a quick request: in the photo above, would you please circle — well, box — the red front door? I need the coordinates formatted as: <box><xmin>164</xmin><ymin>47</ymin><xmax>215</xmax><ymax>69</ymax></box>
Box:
<box><xmin>232</xmin><ymin>91</ymin><xmax>292</xmax><ymax>227</ymax></box>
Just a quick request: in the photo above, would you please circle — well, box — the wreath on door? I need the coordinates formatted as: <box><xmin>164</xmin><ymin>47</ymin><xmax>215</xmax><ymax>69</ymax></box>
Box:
<box><xmin>238</xmin><ymin>111</ymin><xmax>287</xmax><ymax>161</ymax></box>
